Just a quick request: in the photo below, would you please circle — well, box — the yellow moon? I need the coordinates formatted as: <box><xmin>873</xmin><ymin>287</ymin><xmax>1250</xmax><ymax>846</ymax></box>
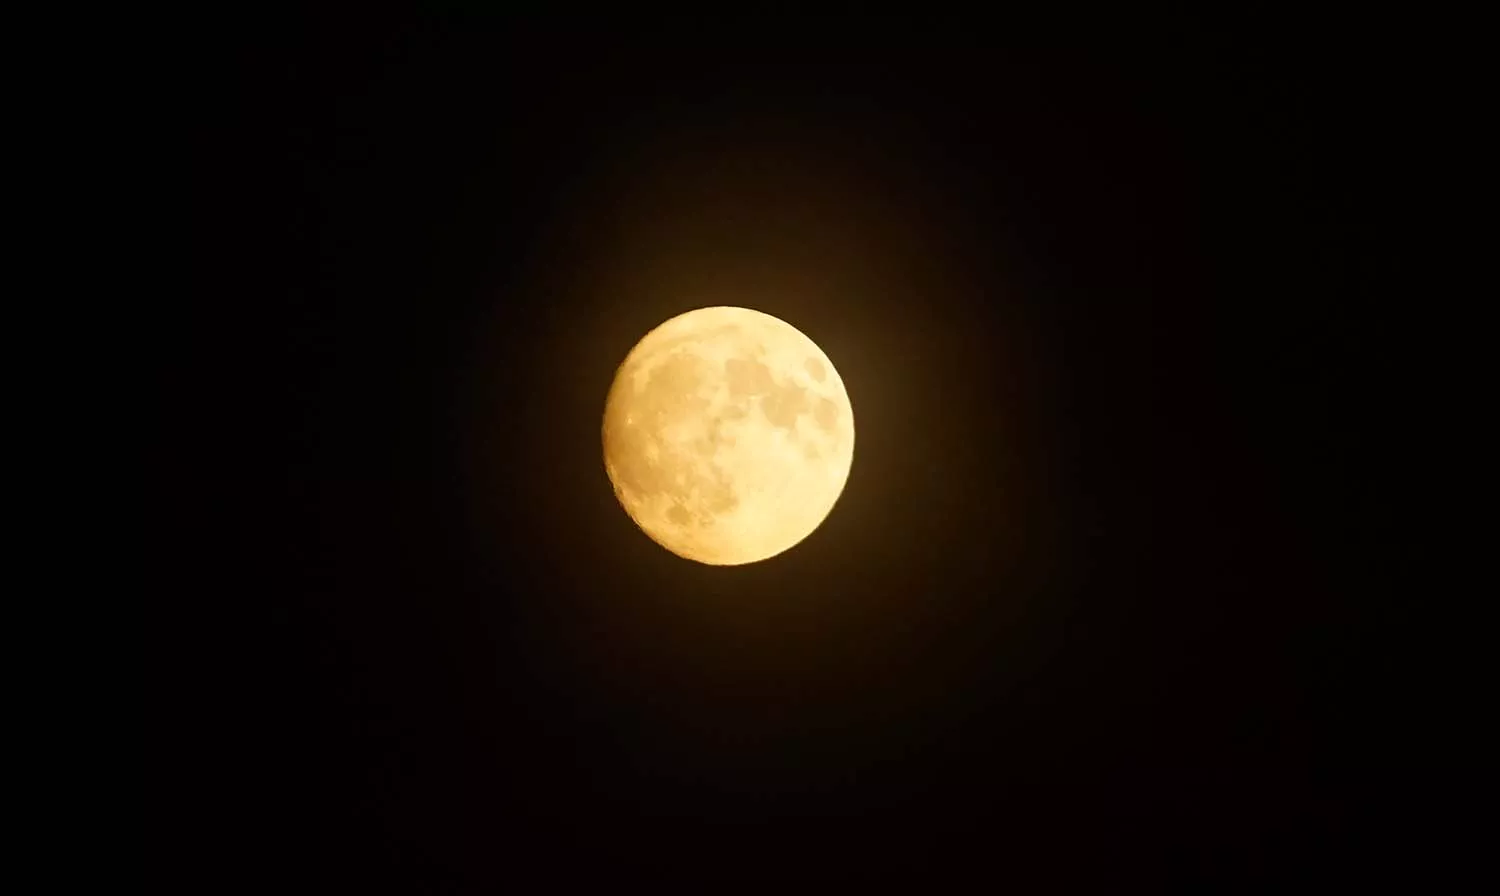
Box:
<box><xmin>602</xmin><ymin>306</ymin><xmax>855</xmax><ymax>565</ymax></box>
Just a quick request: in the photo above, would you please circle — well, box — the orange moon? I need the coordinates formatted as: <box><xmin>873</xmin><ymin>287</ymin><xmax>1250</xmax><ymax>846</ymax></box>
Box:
<box><xmin>602</xmin><ymin>306</ymin><xmax>855</xmax><ymax>565</ymax></box>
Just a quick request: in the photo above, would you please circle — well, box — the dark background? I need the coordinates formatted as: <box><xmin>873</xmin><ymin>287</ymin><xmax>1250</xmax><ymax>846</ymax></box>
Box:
<box><xmin>181</xmin><ymin>17</ymin><xmax>1383</xmax><ymax>888</ymax></box>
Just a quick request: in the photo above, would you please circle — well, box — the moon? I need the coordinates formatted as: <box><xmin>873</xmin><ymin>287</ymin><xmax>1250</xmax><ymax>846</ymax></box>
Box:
<box><xmin>602</xmin><ymin>306</ymin><xmax>855</xmax><ymax>565</ymax></box>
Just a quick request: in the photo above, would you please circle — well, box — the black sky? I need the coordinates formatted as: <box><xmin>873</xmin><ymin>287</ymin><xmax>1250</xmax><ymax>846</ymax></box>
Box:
<box><xmin>180</xmin><ymin>18</ymin><xmax>1381</xmax><ymax>888</ymax></box>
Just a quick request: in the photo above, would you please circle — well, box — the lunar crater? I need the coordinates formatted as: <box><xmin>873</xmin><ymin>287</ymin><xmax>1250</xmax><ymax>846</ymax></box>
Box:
<box><xmin>813</xmin><ymin>397</ymin><xmax>839</xmax><ymax>432</ymax></box>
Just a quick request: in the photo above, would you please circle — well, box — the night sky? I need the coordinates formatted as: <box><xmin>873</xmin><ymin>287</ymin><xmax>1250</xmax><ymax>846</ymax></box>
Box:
<box><xmin>181</xmin><ymin>18</ymin><xmax>1380</xmax><ymax>888</ymax></box>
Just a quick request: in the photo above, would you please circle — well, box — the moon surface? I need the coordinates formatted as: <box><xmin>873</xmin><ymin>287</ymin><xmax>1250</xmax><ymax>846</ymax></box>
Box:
<box><xmin>602</xmin><ymin>306</ymin><xmax>855</xmax><ymax>565</ymax></box>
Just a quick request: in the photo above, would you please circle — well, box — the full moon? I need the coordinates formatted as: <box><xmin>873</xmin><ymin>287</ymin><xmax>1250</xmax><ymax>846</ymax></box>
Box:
<box><xmin>602</xmin><ymin>306</ymin><xmax>855</xmax><ymax>565</ymax></box>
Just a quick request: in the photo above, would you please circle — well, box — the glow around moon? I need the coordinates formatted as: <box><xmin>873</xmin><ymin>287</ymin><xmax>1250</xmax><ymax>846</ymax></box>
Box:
<box><xmin>602</xmin><ymin>306</ymin><xmax>855</xmax><ymax>565</ymax></box>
